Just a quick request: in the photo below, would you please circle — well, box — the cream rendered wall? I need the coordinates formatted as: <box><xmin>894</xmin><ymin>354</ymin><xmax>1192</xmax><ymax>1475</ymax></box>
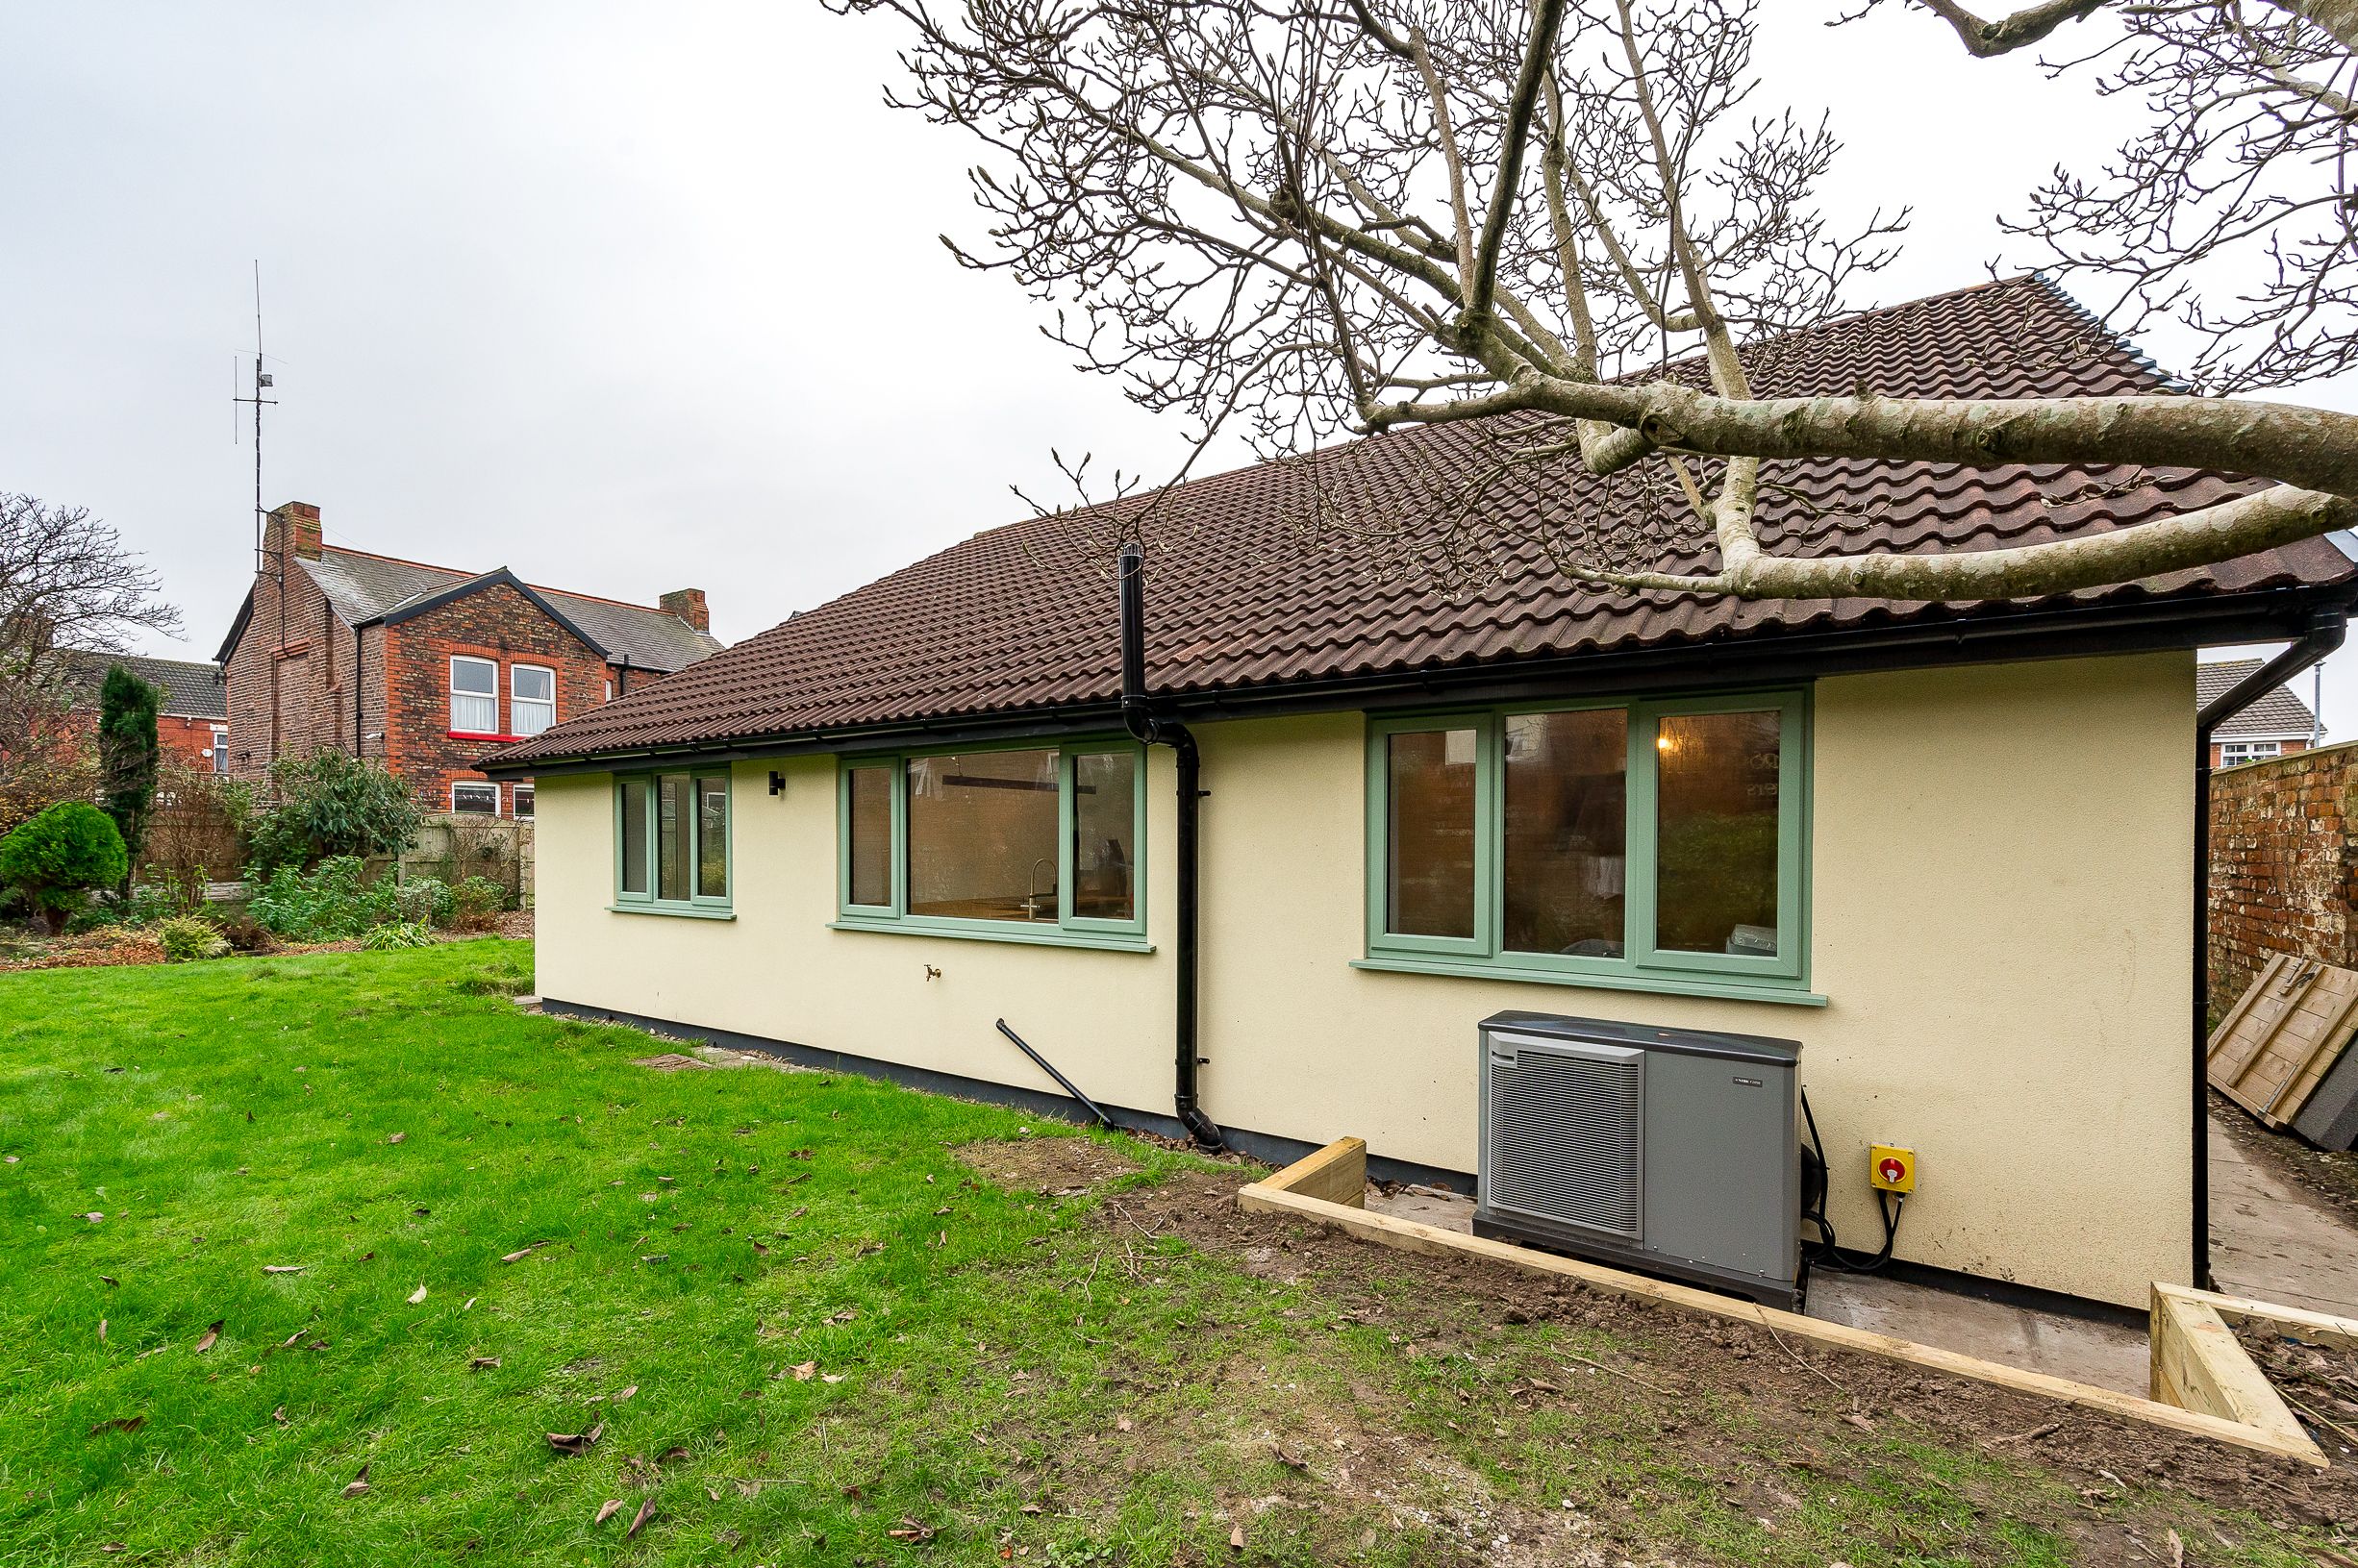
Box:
<box><xmin>534</xmin><ymin>649</ymin><xmax>2195</xmax><ymax>1307</ymax></box>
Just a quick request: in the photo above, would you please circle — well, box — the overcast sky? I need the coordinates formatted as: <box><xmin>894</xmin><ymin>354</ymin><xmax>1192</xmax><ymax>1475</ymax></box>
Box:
<box><xmin>3</xmin><ymin>2</ymin><xmax>2350</xmax><ymax>736</ymax></box>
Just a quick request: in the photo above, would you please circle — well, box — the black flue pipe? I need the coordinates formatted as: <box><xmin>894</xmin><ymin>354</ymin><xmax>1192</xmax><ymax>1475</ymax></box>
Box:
<box><xmin>1118</xmin><ymin>544</ymin><xmax>1225</xmax><ymax>1150</ymax></box>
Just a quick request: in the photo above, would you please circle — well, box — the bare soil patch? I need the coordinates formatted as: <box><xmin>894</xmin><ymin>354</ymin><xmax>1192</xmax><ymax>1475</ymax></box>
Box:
<box><xmin>1113</xmin><ymin>1166</ymin><xmax>2358</xmax><ymax>1555</ymax></box>
<box><xmin>957</xmin><ymin>1134</ymin><xmax>1141</xmax><ymax>1196</ymax></box>
<box><xmin>2240</xmin><ymin>1323</ymin><xmax>2358</xmax><ymax>1464</ymax></box>
<box><xmin>632</xmin><ymin>1053</ymin><xmax>715</xmax><ymax>1073</ymax></box>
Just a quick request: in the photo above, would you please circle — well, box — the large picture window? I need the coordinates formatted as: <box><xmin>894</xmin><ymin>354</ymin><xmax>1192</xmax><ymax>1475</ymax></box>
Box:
<box><xmin>1364</xmin><ymin>692</ymin><xmax>1810</xmax><ymax>1000</ymax></box>
<box><xmin>836</xmin><ymin>740</ymin><xmax>1146</xmax><ymax>949</ymax></box>
<box><xmin>614</xmin><ymin>768</ymin><xmax>731</xmax><ymax>916</ymax></box>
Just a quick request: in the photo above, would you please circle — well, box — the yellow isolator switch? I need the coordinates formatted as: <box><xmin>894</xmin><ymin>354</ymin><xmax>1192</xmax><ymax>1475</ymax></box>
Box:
<box><xmin>1869</xmin><ymin>1145</ymin><xmax>1917</xmax><ymax>1194</ymax></box>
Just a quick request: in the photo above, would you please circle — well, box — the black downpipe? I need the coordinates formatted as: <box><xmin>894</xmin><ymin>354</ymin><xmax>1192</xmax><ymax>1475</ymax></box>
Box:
<box><xmin>2190</xmin><ymin>607</ymin><xmax>2346</xmax><ymax>1288</ymax></box>
<box><xmin>1118</xmin><ymin>544</ymin><xmax>1225</xmax><ymax>1150</ymax></box>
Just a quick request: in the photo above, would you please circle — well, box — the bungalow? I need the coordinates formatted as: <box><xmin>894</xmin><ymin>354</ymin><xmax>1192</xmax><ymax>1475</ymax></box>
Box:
<box><xmin>483</xmin><ymin>277</ymin><xmax>2358</xmax><ymax>1312</ymax></box>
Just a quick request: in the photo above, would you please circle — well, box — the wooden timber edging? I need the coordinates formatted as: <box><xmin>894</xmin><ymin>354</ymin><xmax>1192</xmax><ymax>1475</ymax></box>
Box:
<box><xmin>1242</xmin><ymin>1138</ymin><xmax>2328</xmax><ymax>1468</ymax></box>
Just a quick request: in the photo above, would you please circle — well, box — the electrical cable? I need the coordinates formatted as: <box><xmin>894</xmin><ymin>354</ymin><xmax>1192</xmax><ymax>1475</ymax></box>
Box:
<box><xmin>1798</xmin><ymin>1087</ymin><xmax>1905</xmax><ymax>1273</ymax></box>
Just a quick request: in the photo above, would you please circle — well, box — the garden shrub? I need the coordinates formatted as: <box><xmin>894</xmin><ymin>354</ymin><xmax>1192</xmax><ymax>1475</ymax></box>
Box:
<box><xmin>393</xmin><ymin>877</ymin><xmax>454</xmax><ymax>928</ymax></box>
<box><xmin>245</xmin><ymin>857</ymin><xmax>404</xmax><ymax>942</ymax></box>
<box><xmin>449</xmin><ymin>876</ymin><xmax>507</xmax><ymax>932</ymax></box>
<box><xmin>360</xmin><ymin>919</ymin><xmax>434</xmax><ymax>951</ymax></box>
<box><xmin>244</xmin><ymin>754</ymin><xmax>423</xmax><ymax>871</ymax></box>
<box><xmin>157</xmin><ymin>914</ymin><xmax>231</xmax><ymax>961</ymax></box>
<box><xmin>0</xmin><ymin>802</ymin><xmax>129</xmax><ymax>933</ymax></box>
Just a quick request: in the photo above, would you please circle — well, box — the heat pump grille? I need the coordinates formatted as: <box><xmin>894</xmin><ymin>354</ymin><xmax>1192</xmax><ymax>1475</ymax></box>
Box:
<box><xmin>1488</xmin><ymin>1043</ymin><xmax>1643</xmax><ymax>1237</ymax></box>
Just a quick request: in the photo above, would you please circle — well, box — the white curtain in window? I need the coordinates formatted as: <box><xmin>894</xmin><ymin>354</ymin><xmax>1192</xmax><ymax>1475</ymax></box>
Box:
<box><xmin>513</xmin><ymin>665</ymin><xmax>555</xmax><ymax>736</ymax></box>
<box><xmin>451</xmin><ymin>658</ymin><xmax>498</xmax><ymax>734</ymax></box>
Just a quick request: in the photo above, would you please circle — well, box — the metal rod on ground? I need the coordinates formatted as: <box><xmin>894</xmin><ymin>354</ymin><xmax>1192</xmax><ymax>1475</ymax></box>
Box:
<box><xmin>994</xmin><ymin>1019</ymin><xmax>1115</xmax><ymax>1128</ymax></box>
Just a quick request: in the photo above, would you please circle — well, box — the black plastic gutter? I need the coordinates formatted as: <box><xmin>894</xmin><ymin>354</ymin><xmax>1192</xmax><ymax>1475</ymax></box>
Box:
<box><xmin>1117</xmin><ymin>543</ymin><xmax>1224</xmax><ymax>1151</ymax></box>
<box><xmin>478</xmin><ymin>580</ymin><xmax>2353</xmax><ymax>778</ymax></box>
<box><xmin>2189</xmin><ymin>604</ymin><xmax>2348</xmax><ymax>1288</ymax></box>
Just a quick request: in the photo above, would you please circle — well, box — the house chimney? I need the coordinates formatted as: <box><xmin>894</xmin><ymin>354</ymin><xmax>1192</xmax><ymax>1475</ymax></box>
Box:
<box><xmin>265</xmin><ymin>501</ymin><xmax>323</xmax><ymax>561</ymax></box>
<box><xmin>660</xmin><ymin>588</ymin><xmax>709</xmax><ymax>632</ymax></box>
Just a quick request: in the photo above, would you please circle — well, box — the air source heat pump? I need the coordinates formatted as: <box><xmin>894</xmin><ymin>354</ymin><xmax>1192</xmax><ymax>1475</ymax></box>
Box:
<box><xmin>1473</xmin><ymin>1010</ymin><xmax>1802</xmax><ymax>1308</ymax></box>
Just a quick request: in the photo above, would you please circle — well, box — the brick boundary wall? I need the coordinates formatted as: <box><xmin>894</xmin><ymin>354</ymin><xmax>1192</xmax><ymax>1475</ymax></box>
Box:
<box><xmin>2208</xmin><ymin>738</ymin><xmax>2358</xmax><ymax>1011</ymax></box>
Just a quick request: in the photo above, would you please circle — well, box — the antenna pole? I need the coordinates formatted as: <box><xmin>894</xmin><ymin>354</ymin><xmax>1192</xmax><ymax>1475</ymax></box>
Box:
<box><xmin>231</xmin><ymin>261</ymin><xmax>278</xmax><ymax>577</ymax></box>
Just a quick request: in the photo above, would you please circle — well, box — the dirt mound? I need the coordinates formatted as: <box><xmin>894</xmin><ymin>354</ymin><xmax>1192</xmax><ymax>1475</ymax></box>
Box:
<box><xmin>1114</xmin><ymin>1168</ymin><xmax>2358</xmax><ymax>1540</ymax></box>
<box><xmin>958</xmin><ymin>1134</ymin><xmax>1141</xmax><ymax>1196</ymax></box>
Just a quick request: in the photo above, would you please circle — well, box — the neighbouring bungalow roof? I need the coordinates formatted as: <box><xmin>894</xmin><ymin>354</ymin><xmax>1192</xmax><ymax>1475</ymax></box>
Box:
<box><xmin>483</xmin><ymin>275</ymin><xmax>2358</xmax><ymax>773</ymax></box>
<box><xmin>213</xmin><ymin>546</ymin><xmax>724</xmax><ymax>673</ymax></box>
<box><xmin>2198</xmin><ymin>658</ymin><xmax>2321</xmax><ymax>740</ymax></box>
<box><xmin>57</xmin><ymin>651</ymin><xmax>227</xmax><ymax>720</ymax></box>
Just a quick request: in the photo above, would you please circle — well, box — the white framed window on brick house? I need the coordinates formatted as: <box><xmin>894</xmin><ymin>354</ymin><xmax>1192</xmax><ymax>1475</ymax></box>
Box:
<box><xmin>513</xmin><ymin>664</ymin><xmax>555</xmax><ymax>736</ymax></box>
<box><xmin>210</xmin><ymin>725</ymin><xmax>228</xmax><ymax>774</ymax></box>
<box><xmin>513</xmin><ymin>784</ymin><xmax>535</xmax><ymax>819</ymax></box>
<box><xmin>452</xmin><ymin>781</ymin><xmax>499</xmax><ymax>814</ymax></box>
<box><xmin>2219</xmin><ymin>740</ymin><xmax>2284</xmax><ymax>766</ymax></box>
<box><xmin>451</xmin><ymin>656</ymin><xmax>499</xmax><ymax>735</ymax></box>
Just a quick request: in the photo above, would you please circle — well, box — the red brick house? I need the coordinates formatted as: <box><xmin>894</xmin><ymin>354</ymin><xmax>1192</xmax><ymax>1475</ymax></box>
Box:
<box><xmin>58</xmin><ymin>652</ymin><xmax>230</xmax><ymax>771</ymax></box>
<box><xmin>215</xmin><ymin>501</ymin><xmax>722</xmax><ymax>816</ymax></box>
<box><xmin>2197</xmin><ymin>658</ymin><xmax>2322</xmax><ymax>767</ymax></box>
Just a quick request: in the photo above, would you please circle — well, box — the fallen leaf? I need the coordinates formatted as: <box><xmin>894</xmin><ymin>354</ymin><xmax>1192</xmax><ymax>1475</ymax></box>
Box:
<box><xmin>613</xmin><ymin>1384</ymin><xmax>638</xmax><ymax>1402</ymax></box>
<box><xmin>660</xmin><ymin>1445</ymin><xmax>690</xmax><ymax>1461</ymax></box>
<box><xmin>468</xmin><ymin>1356</ymin><xmax>501</xmax><ymax>1371</ymax></box>
<box><xmin>99</xmin><ymin>1275</ymin><xmax>118</xmax><ymax>1287</ymax></box>
<box><xmin>97</xmin><ymin>1317</ymin><xmax>107</xmax><ymax>1343</ymax></box>
<box><xmin>545</xmin><ymin>1423</ymin><xmax>605</xmax><ymax>1456</ymax></box>
<box><xmin>640</xmin><ymin>1254</ymin><xmax>668</xmax><ymax>1264</ymax></box>
<box><xmin>83</xmin><ymin>1211</ymin><xmax>104</xmax><ymax>1223</ymax></box>
<box><xmin>626</xmin><ymin>1498</ymin><xmax>656</xmax><ymax>1538</ymax></box>
<box><xmin>462</xmin><ymin>1297</ymin><xmax>476</xmax><ymax>1310</ymax></box>
<box><xmin>825</xmin><ymin>1308</ymin><xmax>858</xmax><ymax>1325</ymax></box>
<box><xmin>194</xmin><ymin>1320</ymin><xmax>222</xmax><ymax>1354</ymax></box>
<box><xmin>410</xmin><ymin>1206</ymin><xmax>429</xmax><ymax>1216</ymax></box>
<box><xmin>387</xmin><ymin>1132</ymin><xmax>406</xmax><ymax>1144</ymax></box>
<box><xmin>1115</xmin><ymin>1415</ymin><xmax>1133</xmax><ymax>1432</ymax></box>
<box><xmin>750</xmin><ymin>1241</ymin><xmax>769</xmax><ymax>1256</ymax></box>
<box><xmin>594</xmin><ymin>1499</ymin><xmax>625</xmax><ymax>1527</ymax></box>
<box><xmin>99</xmin><ymin>1543</ymin><xmax>125</xmax><ymax>1555</ymax></box>
<box><xmin>1271</xmin><ymin>1443</ymin><xmax>1307</xmax><ymax>1470</ymax></box>
<box><xmin>1020</xmin><ymin>1503</ymin><xmax>1042</xmax><ymax>1515</ymax></box>
<box><xmin>88</xmin><ymin>1416</ymin><xmax>145</xmax><ymax>1436</ymax></box>
<box><xmin>499</xmin><ymin>1243</ymin><xmax>541</xmax><ymax>1264</ymax></box>
<box><xmin>357</xmin><ymin>1251</ymin><xmax>375</xmax><ymax>1262</ymax></box>
<box><xmin>271</xmin><ymin>1406</ymin><xmax>288</xmax><ymax>1425</ymax></box>
<box><xmin>888</xmin><ymin>1518</ymin><xmax>936</xmax><ymax>1542</ymax></box>
<box><xmin>1229</xmin><ymin>1525</ymin><xmax>1245</xmax><ymax>1552</ymax></box>
<box><xmin>341</xmin><ymin>1462</ymin><xmax>371</xmax><ymax>1499</ymax></box>
<box><xmin>822</xmin><ymin>1374</ymin><xmax>845</xmax><ymax>1384</ymax></box>
<box><xmin>791</xmin><ymin>1361</ymin><xmax>816</xmax><ymax>1381</ymax></box>
<box><xmin>407</xmin><ymin>1283</ymin><xmax>428</xmax><ymax>1305</ymax></box>
<box><xmin>263</xmin><ymin>1264</ymin><xmax>306</xmax><ymax>1275</ymax></box>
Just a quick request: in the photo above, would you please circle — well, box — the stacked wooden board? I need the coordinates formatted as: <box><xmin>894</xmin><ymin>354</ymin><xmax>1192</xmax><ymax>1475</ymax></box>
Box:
<box><xmin>2208</xmin><ymin>954</ymin><xmax>2358</xmax><ymax>1144</ymax></box>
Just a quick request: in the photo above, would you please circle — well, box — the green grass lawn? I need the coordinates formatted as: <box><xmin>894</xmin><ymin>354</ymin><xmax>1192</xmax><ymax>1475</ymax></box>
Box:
<box><xmin>0</xmin><ymin>943</ymin><xmax>2342</xmax><ymax>1566</ymax></box>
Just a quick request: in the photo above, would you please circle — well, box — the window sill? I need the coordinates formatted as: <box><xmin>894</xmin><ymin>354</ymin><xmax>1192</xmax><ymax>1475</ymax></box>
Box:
<box><xmin>1350</xmin><ymin>954</ymin><xmax>1826</xmax><ymax>1008</ymax></box>
<box><xmin>829</xmin><ymin>919</ymin><xmax>1152</xmax><ymax>955</ymax></box>
<box><xmin>451</xmin><ymin>731</ymin><xmax>523</xmax><ymax>743</ymax></box>
<box><xmin>608</xmin><ymin>904</ymin><xmax>736</xmax><ymax>921</ymax></box>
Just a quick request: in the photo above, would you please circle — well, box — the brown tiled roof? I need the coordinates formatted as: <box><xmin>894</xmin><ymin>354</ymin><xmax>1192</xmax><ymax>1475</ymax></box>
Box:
<box><xmin>2197</xmin><ymin>658</ymin><xmax>2321</xmax><ymax>738</ymax></box>
<box><xmin>487</xmin><ymin>275</ymin><xmax>2356</xmax><ymax>768</ymax></box>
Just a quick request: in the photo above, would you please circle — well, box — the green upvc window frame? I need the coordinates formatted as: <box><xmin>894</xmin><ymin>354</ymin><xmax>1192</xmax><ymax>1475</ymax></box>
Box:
<box><xmin>611</xmin><ymin>766</ymin><xmax>735</xmax><ymax>919</ymax></box>
<box><xmin>1361</xmin><ymin>689</ymin><xmax>1815</xmax><ymax>1003</ymax></box>
<box><xmin>831</xmin><ymin>737</ymin><xmax>1151</xmax><ymax>953</ymax></box>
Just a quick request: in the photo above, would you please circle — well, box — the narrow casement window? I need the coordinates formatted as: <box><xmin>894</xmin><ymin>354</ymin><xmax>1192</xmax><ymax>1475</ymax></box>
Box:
<box><xmin>1367</xmin><ymin>694</ymin><xmax>1809</xmax><ymax>996</ymax></box>
<box><xmin>450</xmin><ymin>656</ymin><xmax>498</xmax><ymax>734</ymax></box>
<box><xmin>657</xmin><ymin>775</ymin><xmax>689</xmax><ymax>901</ymax></box>
<box><xmin>512</xmin><ymin>665</ymin><xmax>555</xmax><ymax>736</ymax></box>
<box><xmin>1503</xmin><ymin>709</ymin><xmax>1627</xmax><ymax>958</ymax></box>
<box><xmin>1653</xmin><ymin>709</ymin><xmax>1782</xmax><ymax>958</ymax></box>
<box><xmin>514</xmin><ymin>784</ymin><xmax>536</xmax><ymax>819</ymax></box>
<box><xmin>836</xmin><ymin>741</ymin><xmax>1147</xmax><ymax>947</ymax></box>
<box><xmin>695</xmin><ymin>775</ymin><xmax>728</xmax><ymax>898</ymax></box>
<box><xmin>1070</xmin><ymin>750</ymin><xmax>1137</xmax><ymax>923</ymax></box>
<box><xmin>844</xmin><ymin>764</ymin><xmax>894</xmax><ymax>909</ymax></box>
<box><xmin>1385</xmin><ymin>727</ymin><xmax>1479</xmax><ymax>940</ymax></box>
<box><xmin>907</xmin><ymin>750</ymin><xmax>1060</xmax><ymax>923</ymax></box>
<box><xmin>619</xmin><ymin>777</ymin><xmax>649</xmax><ymax>894</ymax></box>
<box><xmin>615</xmin><ymin>770</ymin><xmax>730</xmax><ymax>913</ymax></box>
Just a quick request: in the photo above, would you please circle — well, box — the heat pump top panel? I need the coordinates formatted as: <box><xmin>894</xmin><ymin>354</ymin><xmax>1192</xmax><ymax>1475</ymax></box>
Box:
<box><xmin>1476</xmin><ymin>1010</ymin><xmax>1800</xmax><ymax>1068</ymax></box>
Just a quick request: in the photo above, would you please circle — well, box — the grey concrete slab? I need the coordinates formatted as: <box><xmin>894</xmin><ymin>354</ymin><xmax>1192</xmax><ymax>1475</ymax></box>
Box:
<box><xmin>2209</xmin><ymin>1114</ymin><xmax>2358</xmax><ymax>1318</ymax></box>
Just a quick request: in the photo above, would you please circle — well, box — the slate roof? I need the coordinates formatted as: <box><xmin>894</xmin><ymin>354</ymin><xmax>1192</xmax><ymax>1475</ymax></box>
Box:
<box><xmin>486</xmin><ymin>275</ymin><xmax>2358</xmax><ymax>769</ymax></box>
<box><xmin>294</xmin><ymin>547</ymin><xmax>721</xmax><ymax>672</ymax></box>
<box><xmin>57</xmin><ymin>652</ymin><xmax>226</xmax><ymax>720</ymax></box>
<box><xmin>2197</xmin><ymin>658</ymin><xmax>2320</xmax><ymax>739</ymax></box>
